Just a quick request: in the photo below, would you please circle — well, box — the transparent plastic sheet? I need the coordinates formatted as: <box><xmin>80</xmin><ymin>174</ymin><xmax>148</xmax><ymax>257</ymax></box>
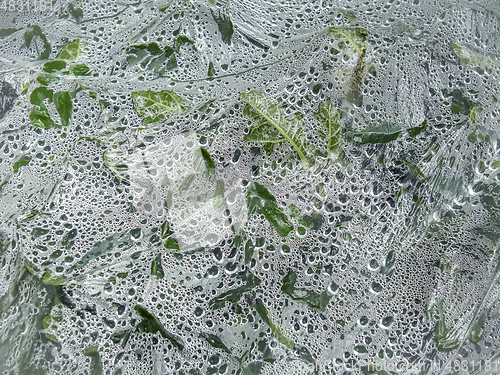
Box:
<box><xmin>0</xmin><ymin>0</ymin><xmax>499</xmax><ymax>374</ymax></box>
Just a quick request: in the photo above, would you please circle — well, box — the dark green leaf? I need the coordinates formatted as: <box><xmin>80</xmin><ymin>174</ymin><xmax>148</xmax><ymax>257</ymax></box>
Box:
<box><xmin>254</xmin><ymin>298</ymin><xmax>294</xmax><ymax>349</ymax></box>
<box><xmin>211</xmin><ymin>10</ymin><xmax>234</xmax><ymax>45</ymax></box>
<box><xmin>380</xmin><ymin>250</ymin><xmax>396</xmax><ymax>275</ymax></box>
<box><xmin>61</xmin><ymin>228</ymin><xmax>78</xmax><ymax>249</ymax></box>
<box><xmin>23</xmin><ymin>25</ymin><xmax>51</xmax><ymax>60</ymax></box>
<box><xmin>407</xmin><ymin>120</ymin><xmax>427</xmax><ymax>137</ymax></box>
<box><xmin>199</xmin><ymin>332</ymin><xmax>231</xmax><ymax>354</ymax></box>
<box><xmin>241</xmin><ymin>91</ymin><xmax>311</xmax><ymax>167</ymax></box>
<box><xmin>210</xmin><ymin>270</ymin><xmax>261</xmax><ymax>309</ymax></box>
<box><xmin>69</xmin><ymin>230</ymin><xmax>136</xmax><ymax>271</ymax></box>
<box><xmin>134</xmin><ymin>305</ymin><xmax>184</xmax><ymax>351</ymax></box>
<box><xmin>58</xmin><ymin>39</ymin><xmax>81</xmax><ymax>59</ymax></box>
<box><xmin>43</xmin><ymin>60</ymin><xmax>66</xmax><ymax>73</ymax></box>
<box><xmin>281</xmin><ymin>272</ymin><xmax>332</xmax><ymax>311</ymax></box>
<box><xmin>53</xmin><ymin>91</ymin><xmax>72</xmax><ymax>127</ymax></box>
<box><xmin>208</xmin><ymin>61</ymin><xmax>215</xmax><ymax>77</ymax></box>
<box><xmin>403</xmin><ymin>160</ymin><xmax>428</xmax><ymax>183</ymax></box>
<box><xmin>68</xmin><ymin>3</ymin><xmax>83</xmax><ymax>21</ymax></box>
<box><xmin>175</xmin><ymin>35</ymin><xmax>195</xmax><ymax>53</ymax></box>
<box><xmin>199</xmin><ymin>147</ymin><xmax>215</xmax><ymax>175</ymax></box>
<box><xmin>246</xmin><ymin>182</ymin><xmax>293</xmax><ymax>237</ymax></box>
<box><xmin>315</xmin><ymin>100</ymin><xmax>342</xmax><ymax>156</ymax></box>
<box><xmin>72</xmin><ymin>63</ymin><xmax>91</xmax><ymax>76</ymax></box>
<box><xmin>346</xmin><ymin>122</ymin><xmax>401</xmax><ymax>144</ymax></box>
<box><xmin>245</xmin><ymin>238</ymin><xmax>254</xmax><ymax>263</ymax></box>
<box><xmin>151</xmin><ymin>254</ymin><xmax>164</xmax><ymax>279</ymax></box>
<box><xmin>131</xmin><ymin>90</ymin><xmax>189</xmax><ymax>123</ymax></box>
<box><xmin>13</xmin><ymin>155</ymin><xmax>31</xmax><ymax>173</ymax></box>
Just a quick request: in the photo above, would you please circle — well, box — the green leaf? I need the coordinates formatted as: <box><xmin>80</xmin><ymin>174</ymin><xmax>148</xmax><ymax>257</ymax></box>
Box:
<box><xmin>69</xmin><ymin>230</ymin><xmax>136</xmax><ymax>271</ymax></box>
<box><xmin>407</xmin><ymin>120</ymin><xmax>427</xmax><ymax>137</ymax></box>
<box><xmin>131</xmin><ymin>90</ymin><xmax>189</xmax><ymax>123</ymax></box>
<box><xmin>246</xmin><ymin>182</ymin><xmax>293</xmax><ymax>237</ymax></box>
<box><xmin>469</xmin><ymin>321</ymin><xmax>482</xmax><ymax>344</ymax></box>
<box><xmin>58</xmin><ymin>39</ymin><xmax>81</xmax><ymax>60</ymax></box>
<box><xmin>241</xmin><ymin>362</ymin><xmax>264</xmax><ymax>375</ymax></box>
<box><xmin>43</xmin><ymin>316</ymin><xmax>58</xmax><ymax>342</ymax></box>
<box><xmin>209</xmin><ymin>270</ymin><xmax>261</xmax><ymax>309</ymax></box>
<box><xmin>42</xmin><ymin>270</ymin><xmax>66</xmax><ymax>286</ymax></box>
<box><xmin>0</xmin><ymin>28</ymin><xmax>20</xmax><ymax>38</ymax></box>
<box><xmin>84</xmin><ymin>346</ymin><xmax>103</xmax><ymax>375</ymax></box>
<box><xmin>451</xmin><ymin>42</ymin><xmax>500</xmax><ymax>70</ymax></box>
<box><xmin>199</xmin><ymin>332</ymin><xmax>231</xmax><ymax>354</ymax></box>
<box><xmin>253</xmin><ymin>298</ymin><xmax>294</xmax><ymax>349</ymax></box>
<box><xmin>43</xmin><ymin>60</ymin><xmax>66</xmax><ymax>73</ymax></box>
<box><xmin>13</xmin><ymin>155</ymin><xmax>31</xmax><ymax>173</ymax></box>
<box><xmin>30</xmin><ymin>106</ymin><xmax>56</xmax><ymax>128</ymax></box>
<box><xmin>134</xmin><ymin>304</ymin><xmax>184</xmax><ymax>351</ymax></box>
<box><xmin>403</xmin><ymin>160</ymin><xmax>428</xmax><ymax>183</ymax></box>
<box><xmin>61</xmin><ymin>228</ymin><xmax>78</xmax><ymax>249</ymax></box>
<box><xmin>213</xmin><ymin>179</ymin><xmax>225</xmax><ymax>211</ymax></box>
<box><xmin>72</xmin><ymin>63</ymin><xmax>91</xmax><ymax>76</ymax></box>
<box><xmin>151</xmin><ymin>254</ymin><xmax>164</xmax><ymax>279</ymax></box>
<box><xmin>434</xmin><ymin>300</ymin><xmax>461</xmax><ymax>352</ymax></box>
<box><xmin>30</xmin><ymin>87</ymin><xmax>53</xmax><ymax>106</ymax></box>
<box><xmin>208</xmin><ymin>61</ymin><xmax>215</xmax><ymax>77</ymax></box>
<box><xmin>199</xmin><ymin>147</ymin><xmax>215</xmax><ymax>175</ymax></box>
<box><xmin>347</xmin><ymin>122</ymin><xmax>401</xmax><ymax>144</ymax></box>
<box><xmin>314</xmin><ymin>100</ymin><xmax>342</xmax><ymax>156</ymax></box>
<box><xmin>289</xmin><ymin>204</ymin><xmax>323</xmax><ymax>230</ymax></box>
<box><xmin>281</xmin><ymin>272</ymin><xmax>332</xmax><ymax>311</ymax></box>
<box><xmin>380</xmin><ymin>250</ymin><xmax>396</xmax><ymax>275</ymax></box>
<box><xmin>53</xmin><ymin>91</ymin><xmax>73</xmax><ymax>127</ymax></box>
<box><xmin>328</xmin><ymin>27</ymin><xmax>368</xmax><ymax>54</ymax></box>
<box><xmin>240</xmin><ymin>91</ymin><xmax>311</xmax><ymax>167</ymax></box>
<box><xmin>36</xmin><ymin>75</ymin><xmax>60</xmax><ymax>86</ymax></box>
<box><xmin>164</xmin><ymin>237</ymin><xmax>180</xmax><ymax>250</ymax></box>
<box><xmin>175</xmin><ymin>35</ymin><xmax>194</xmax><ymax>53</ymax></box>
<box><xmin>211</xmin><ymin>10</ymin><xmax>233</xmax><ymax>45</ymax></box>
<box><xmin>23</xmin><ymin>25</ymin><xmax>51</xmax><ymax>60</ymax></box>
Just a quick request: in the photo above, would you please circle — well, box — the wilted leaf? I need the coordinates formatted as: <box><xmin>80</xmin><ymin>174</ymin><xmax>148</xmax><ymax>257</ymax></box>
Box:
<box><xmin>328</xmin><ymin>27</ymin><xmax>368</xmax><ymax>54</ymax></box>
<box><xmin>132</xmin><ymin>90</ymin><xmax>189</xmax><ymax>123</ymax></box>
<box><xmin>240</xmin><ymin>91</ymin><xmax>311</xmax><ymax>167</ymax></box>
